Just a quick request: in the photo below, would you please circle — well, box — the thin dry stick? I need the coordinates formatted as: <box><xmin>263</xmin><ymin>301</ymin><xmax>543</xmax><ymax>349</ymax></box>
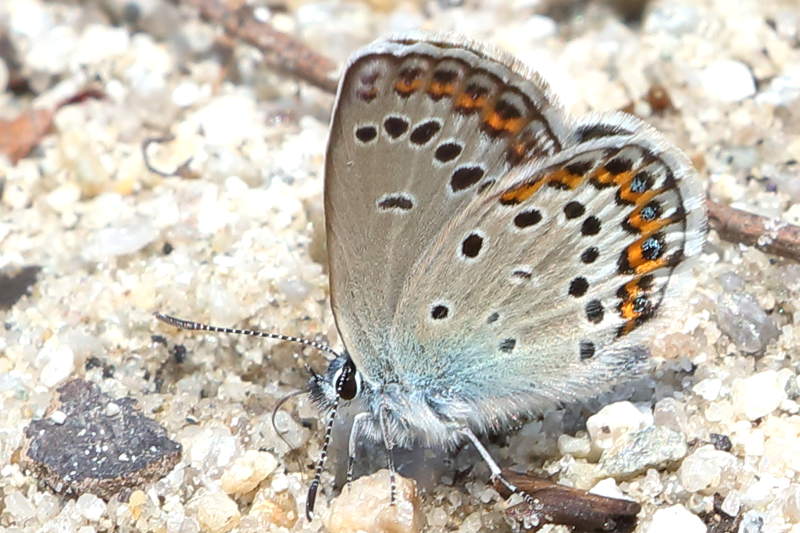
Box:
<box><xmin>160</xmin><ymin>3</ymin><xmax>800</xmax><ymax>262</ymax></box>
<box><xmin>706</xmin><ymin>198</ymin><xmax>800</xmax><ymax>261</ymax></box>
<box><xmin>493</xmin><ymin>469</ymin><xmax>640</xmax><ymax>532</ymax></box>
<box><xmin>177</xmin><ymin>0</ymin><xmax>338</xmax><ymax>94</ymax></box>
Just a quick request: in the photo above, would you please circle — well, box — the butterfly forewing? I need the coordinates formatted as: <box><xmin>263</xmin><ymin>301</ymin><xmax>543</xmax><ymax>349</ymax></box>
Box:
<box><xmin>325</xmin><ymin>34</ymin><xmax>571</xmax><ymax>378</ymax></box>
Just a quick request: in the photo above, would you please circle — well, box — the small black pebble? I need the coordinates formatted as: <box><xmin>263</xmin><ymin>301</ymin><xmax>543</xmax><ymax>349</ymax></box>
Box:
<box><xmin>710</xmin><ymin>432</ymin><xmax>732</xmax><ymax>452</ymax></box>
<box><xmin>84</xmin><ymin>356</ymin><xmax>103</xmax><ymax>370</ymax></box>
<box><xmin>171</xmin><ymin>344</ymin><xmax>187</xmax><ymax>364</ymax></box>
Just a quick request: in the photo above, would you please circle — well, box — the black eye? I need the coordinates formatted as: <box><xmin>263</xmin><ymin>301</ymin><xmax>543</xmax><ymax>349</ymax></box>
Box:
<box><xmin>336</xmin><ymin>359</ymin><xmax>359</xmax><ymax>400</ymax></box>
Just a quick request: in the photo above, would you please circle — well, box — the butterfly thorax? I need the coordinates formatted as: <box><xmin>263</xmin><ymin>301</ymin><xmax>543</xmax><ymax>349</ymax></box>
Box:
<box><xmin>309</xmin><ymin>352</ymin><xmax>535</xmax><ymax>450</ymax></box>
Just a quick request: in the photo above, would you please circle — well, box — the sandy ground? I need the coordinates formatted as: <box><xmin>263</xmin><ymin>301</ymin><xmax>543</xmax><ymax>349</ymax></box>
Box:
<box><xmin>2</xmin><ymin>0</ymin><xmax>800</xmax><ymax>531</ymax></box>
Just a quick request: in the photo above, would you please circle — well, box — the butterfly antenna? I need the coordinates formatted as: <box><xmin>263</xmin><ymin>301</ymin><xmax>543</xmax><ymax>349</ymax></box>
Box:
<box><xmin>306</xmin><ymin>399</ymin><xmax>339</xmax><ymax>520</ymax></box>
<box><xmin>154</xmin><ymin>312</ymin><xmax>342</xmax><ymax>359</ymax></box>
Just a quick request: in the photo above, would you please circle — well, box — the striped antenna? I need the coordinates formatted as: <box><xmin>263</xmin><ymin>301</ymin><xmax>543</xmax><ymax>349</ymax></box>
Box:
<box><xmin>153</xmin><ymin>313</ymin><xmax>342</xmax><ymax>359</ymax></box>
<box><xmin>305</xmin><ymin>400</ymin><xmax>339</xmax><ymax>519</ymax></box>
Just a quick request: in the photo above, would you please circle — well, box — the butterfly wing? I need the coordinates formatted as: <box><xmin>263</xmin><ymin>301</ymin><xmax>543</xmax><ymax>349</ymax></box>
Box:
<box><xmin>325</xmin><ymin>33</ymin><xmax>572</xmax><ymax>376</ymax></box>
<box><xmin>389</xmin><ymin>114</ymin><xmax>706</xmax><ymax>423</ymax></box>
<box><xmin>325</xmin><ymin>34</ymin><xmax>706</xmax><ymax>432</ymax></box>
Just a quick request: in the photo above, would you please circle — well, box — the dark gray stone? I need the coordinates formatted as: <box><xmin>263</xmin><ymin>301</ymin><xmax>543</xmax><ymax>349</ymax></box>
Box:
<box><xmin>20</xmin><ymin>379</ymin><xmax>181</xmax><ymax>500</ymax></box>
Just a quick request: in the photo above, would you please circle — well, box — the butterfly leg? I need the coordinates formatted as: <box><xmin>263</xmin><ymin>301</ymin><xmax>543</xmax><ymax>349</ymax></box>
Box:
<box><xmin>378</xmin><ymin>404</ymin><xmax>397</xmax><ymax>504</ymax></box>
<box><xmin>345</xmin><ymin>412</ymin><xmax>370</xmax><ymax>487</ymax></box>
<box><xmin>460</xmin><ymin>427</ymin><xmax>540</xmax><ymax>509</ymax></box>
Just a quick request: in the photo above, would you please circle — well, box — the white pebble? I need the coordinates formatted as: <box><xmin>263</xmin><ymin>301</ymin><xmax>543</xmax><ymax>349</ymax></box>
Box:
<box><xmin>693</xmin><ymin>378</ymin><xmax>723</xmax><ymax>401</ymax></box>
<box><xmin>183</xmin><ymin>425</ymin><xmax>239</xmax><ymax>470</ymax></box>
<box><xmin>735</xmin><ymin>423</ymin><xmax>765</xmax><ymax>456</ymax></box>
<box><xmin>83</xmin><ymin>221</ymin><xmax>159</xmax><ymax>260</ymax></box>
<box><xmin>522</xmin><ymin>15</ymin><xmax>557</xmax><ymax>40</ymax></box>
<box><xmin>270</xmin><ymin>473</ymin><xmax>289</xmax><ymax>493</ymax></box>
<box><xmin>45</xmin><ymin>183</ymin><xmax>82</xmax><ymax>212</ymax></box>
<box><xmin>72</xmin><ymin>25</ymin><xmax>129</xmax><ymax>68</ymax></box>
<box><xmin>678</xmin><ymin>445</ymin><xmax>737</xmax><ymax>493</ymax></box>
<box><xmin>757</xmin><ymin>66</ymin><xmax>800</xmax><ymax>106</ymax></box>
<box><xmin>194</xmin><ymin>492</ymin><xmax>240</xmax><ymax>533</ymax></box>
<box><xmin>76</xmin><ymin>493</ymin><xmax>106</xmax><ymax>522</ymax></box>
<box><xmin>26</xmin><ymin>25</ymin><xmax>78</xmax><ymax>75</ymax></box>
<box><xmin>589</xmin><ymin>478</ymin><xmax>631</xmax><ymax>501</ymax></box>
<box><xmin>458</xmin><ymin>511</ymin><xmax>483</xmax><ymax>533</ymax></box>
<box><xmin>586</xmin><ymin>401</ymin><xmax>652</xmax><ymax>451</ymax></box>
<box><xmin>428</xmin><ymin>507</ymin><xmax>448</xmax><ymax>527</ymax></box>
<box><xmin>172</xmin><ymin>81</ymin><xmax>203</xmax><ymax>107</ymax></box>
<box><xmin>4</xmin><ymin>491</ymin><xmax>36</xmax><ymax>522</ymax></box>
<box><xmin>276</xmin><ymin>278</ymin><xmax>311</xmax><ymax>304</ymax></box>
<box><xmin>700</xmin><ymin>60</ymin><xmax>756</xmax><ymax>102</ymax></box>
<box><xmin>558</xmin><ymin>433</ymin><xmax>592</xmax><ymax>458</ymax></box>
<box><xmin>221</xmin><ymin>450</ymin><xmax>278</xmax><ymax>495</ymax></box>
<box><xmin>732</xmin><ymin>370</ymin><xmax>787</xmax><ymax>420</ymax></box>
<box><xmin>104</xmin><ymin>402</ymin><xmax>121</xmax><ymax>417</ymax></box>
<box><xmin>785</xmin><ymin>485</ymin><xmax>800</xmax><ymax>522</ymax></box>
<box><xmin>188</xmin><ymin>94</ymin><xmax>264</xmax><ymax>146</ymax></box>
<box><xmin>38</xmin><ymin>341</ymin><xmax>75</xmax><ymax>388</ymax></box>
<box><xmin>742</xmin><ymin>478</ymin><xmax>779</xmax><ymax>508</ymax></box>
<box><xmin>325</xmin><ymin>470</ymin><xmax>423</xmax><ymax>533</ymax></box>
<box><xmin>49</xmin><ymin>410</ymin><xmax>67</xmax><ymax>424</ymax></box>
<box><xmin>722</xmin><ymin>490</ymin><xmax>742</xmax><ymax>518</ymax></box>
<box><xmin>653</xmin><ymin>397</ymin><xmax>688</xmax><ymax>433</ymax></box>
<box><xmin>647</xmin><ymin>504</ymin><xmax>706</xmax><ymax>533</ymax></box>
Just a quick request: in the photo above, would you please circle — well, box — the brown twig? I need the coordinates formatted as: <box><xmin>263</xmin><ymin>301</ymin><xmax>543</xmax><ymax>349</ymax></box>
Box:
<box><xmin>706</xmin><ymin>198</ymin><xmax>800</xmax><ymax>261</ymax></box>
<box><xmin>0</xmin><ymin>87</ymin><xmax>104</xmax><ymax>164</ymax></box>
<box><xmin>151</xmin><ymin>2</ymin><xmax>800</xmax><ymax>263</ymax></box>
<box><xmin>493</xmin><ymin>470</ymin><xmax>640</xmax><ymax>532</ymax></box>
<box><xmin>176</xmin><ymin>0</ymin><xmax>338</xmax><ymax>94</ymax></box>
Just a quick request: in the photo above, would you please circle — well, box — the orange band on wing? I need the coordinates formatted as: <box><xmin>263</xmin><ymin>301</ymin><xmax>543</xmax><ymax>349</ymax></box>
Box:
<box><xmin>455</xmin><ymin>93</ymin><xmax>487</xmax><ymax>112</ymax></box>
<box><xmin>483</xmin><ymin>111</ymin><xmax>525</xmax><ymax>136</ymax></box>
<box><xmin>499</xmin><ymin>179</ymin><xmax>545</xmax><ymax>205</ymax></box>
<box><xmin>547</xmin><ymin>168</ymin><xmax>584</xmax><ymax>189</ymax></box>
<box><xmin>626</xmin><ymin>214</ymin><xmax>675</xmax><ymax>235</ymax></box>
<box><xmin>395</xmin><ymin>78</ymin><xmax>423</xmax><ymax>96</ymax></box>
<box><xmin>592</xmin><ymin>168</ymin><xmax>633</xmax><ymax>188</ymax></box>
<box><xmin>625</xmin><ymin>240</ymin><xmax>668</xmax><ymax>275</ymax></box>
<box><xmin>427</xmin><ymin>81</ymin><xmax>456</xmax><ymax>99</ymax></box>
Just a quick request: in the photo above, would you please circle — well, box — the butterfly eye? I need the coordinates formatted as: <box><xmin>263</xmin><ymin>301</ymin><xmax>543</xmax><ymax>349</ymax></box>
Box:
<box><xmin>334</xmin><ymin>359</ymin><xmax>360</xmax><ymax>401</ymax></box>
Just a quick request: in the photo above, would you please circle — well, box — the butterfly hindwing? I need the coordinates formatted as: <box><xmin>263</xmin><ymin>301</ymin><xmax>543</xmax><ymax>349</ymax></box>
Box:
<box><xmin>389</xmin><ymin>116</ymin><xmax>705</xmax><ymax>408</ymax></box>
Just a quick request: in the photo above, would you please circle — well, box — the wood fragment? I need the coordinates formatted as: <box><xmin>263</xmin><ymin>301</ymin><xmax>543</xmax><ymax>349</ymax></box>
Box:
<box><xmin>176</xmin><ymin>0</ymin><xmax>338</xmax><ymax>93</ymax></box>
<box><xmin>706</xmin><ymin>198</ymin><xmax>800</xmax><ymax>261</ymax></box>
<box><xmin>0</xmin><ymin>108</ymin><xmax>54</xmax><ymax>164</ymax></box>
<box><xmin>0</xmin><ymin>88</ymin><xmax>104</xmax><ymax>164</ymax></box>
<box><xmin>493</xmin><ymin>470</ymin><xmax>640</xmax><ymax>532</ymax></box>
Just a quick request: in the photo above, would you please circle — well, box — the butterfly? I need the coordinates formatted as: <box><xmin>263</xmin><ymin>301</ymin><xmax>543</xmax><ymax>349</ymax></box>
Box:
<box><xmin>158</xmin><ymin>31</ymin><xmax>706</xmax><ymax>520</ymax></box>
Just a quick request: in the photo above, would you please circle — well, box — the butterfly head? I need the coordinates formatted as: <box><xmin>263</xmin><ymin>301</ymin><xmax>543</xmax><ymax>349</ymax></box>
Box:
<box><xmin>308</xmin><ymin>352</ymin><xmax>363</xmax><ymax>411</ymax></box>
